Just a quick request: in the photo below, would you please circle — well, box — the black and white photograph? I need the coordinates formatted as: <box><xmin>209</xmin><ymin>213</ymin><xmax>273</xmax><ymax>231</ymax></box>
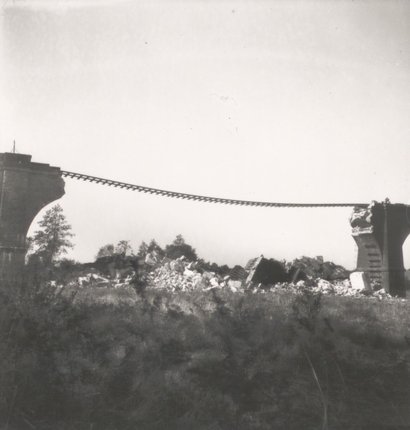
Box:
<box><xmin>1</xmin><ymin>0</ymin><xmax>410</xmax><ymax>428</ymax></box>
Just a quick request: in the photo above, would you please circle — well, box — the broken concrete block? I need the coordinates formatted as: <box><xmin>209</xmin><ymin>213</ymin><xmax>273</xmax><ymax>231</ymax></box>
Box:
<box><xmin>246</xmin><ymin>256</ymin><xmax>288</xmax><ymax>287</ymax></box>
<box><xmin>228</xmin><ymin>279</ymin><xmax>243</xmax><ymax>290</ymax></box>
<box><xmin>209</xmin><ymin>277</ymin><xmax>220</xmax><ymax>288</ymax></box>
<box><xmin>287</xmin><ymin>256</ymin><xmax>348</xmax><ymax>281</ymax></box>
<box><xmin>183</xmin><ymin>268</ymin><xmax>195</xmax><ymax>278</ymax></box>
<box><xmin>229</xmin><ymin>265</ymin><xmax>248</xmax><ymax>281</ymax></box>
<box><xmin>349</xmin><ymin>271</ymin><xmax>371</xmax><ymax>292</ymax></box>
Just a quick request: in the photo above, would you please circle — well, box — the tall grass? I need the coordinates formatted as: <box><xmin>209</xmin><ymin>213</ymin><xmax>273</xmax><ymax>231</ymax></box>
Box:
<box><xmin>0</xmin><ymin>283</ymin><xmax>409</xmax><ymax>429</ymax></box>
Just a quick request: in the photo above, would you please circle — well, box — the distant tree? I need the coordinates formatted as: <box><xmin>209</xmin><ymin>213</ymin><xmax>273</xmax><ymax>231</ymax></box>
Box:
<box><xmin>115</xmin><ymin>240</ymin><xmax>134</xmax><ymax>256</ymax></box>
<box><xmin>196</xmin><ymin>259</ymin><xmax>231</xmax><ymax>276</ymax></box>
<box><xmin>96</xmin><ymin>244</ymin><xmax>115</xmax><ymax>259</ymax></box>
<box><xmin>30</xmin><ymin>204</ymin><xmax>74</xmax><ymax>265</ymax></box>
<box><xmin>137</xmin><ymin>241</ymin><xmax>149</xmax><ymax>259</ymax></box>
<box><xmin>173</xmin><ymin>234</ymin><xmax>185</xmax><ymax>246</ymax></box>
<box><xmin>147</xmin><ymin>239</ymin><xmax>164</xmax><ymax>256</ymax></box>
<box><xmin>165</xmin><ymin>235</ymin><xmax>197</xmax><ymax>261</ymax></box>
<box><xmin>217</xmin><ymin>264</ymin><xmax>231</xmax><ymax>277</ymax></box>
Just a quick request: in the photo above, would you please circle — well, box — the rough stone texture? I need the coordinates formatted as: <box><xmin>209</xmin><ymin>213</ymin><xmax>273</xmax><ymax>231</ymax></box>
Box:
<box><xmin>287</xmin><ymin>256</ymin><xmax>348</xmax><ymax>282</ymax></box>
<box><xmin>350</xmin><ymin>200</ymin><xmax>410</xmax><ymax>297</ymax></box>
<box><xmin>53</xmin><ymin>257</ymin><xmax>399</xmax><ymax>301</ymax></box>
<box><xmin>0</xmin><ymin>153</ymin><xmax>65</xmax><ymax>282</ymax></box>
<box><xmin>229</xmin><ymin>265</ymin><xmax>248</xmax><ymax>281</ymax></box>
<box><xmin>245</xmin><ymin>255</ymin><xmax>288</xmax><ymax>286</ymax></box>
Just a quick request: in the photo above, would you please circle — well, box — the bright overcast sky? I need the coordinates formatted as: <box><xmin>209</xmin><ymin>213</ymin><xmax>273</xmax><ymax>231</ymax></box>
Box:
<box><xmin>1</xmin><ymin>0</ymin><xmax>410</xmax><ymax>268</ymax></box>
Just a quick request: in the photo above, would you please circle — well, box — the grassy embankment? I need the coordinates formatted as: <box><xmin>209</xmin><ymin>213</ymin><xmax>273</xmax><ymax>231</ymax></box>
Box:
<box><xmin>0</xmin><ymin>282</ymin><xmax>409</xmax><ymax>430</ymax></box>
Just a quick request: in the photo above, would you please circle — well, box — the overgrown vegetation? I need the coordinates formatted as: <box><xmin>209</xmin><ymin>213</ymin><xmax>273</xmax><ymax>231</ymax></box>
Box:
<box><xmin>0</xmin><ymin>279</ymin><xmax>409</xmax><ymax>430</ymax></box>
<box><xmin>2</xmin><ymin>206</ymin><xmax>409</xmax><ymax>429</ymax></box>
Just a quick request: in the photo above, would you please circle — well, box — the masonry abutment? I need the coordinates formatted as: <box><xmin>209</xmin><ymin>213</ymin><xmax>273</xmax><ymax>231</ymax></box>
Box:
<box><xmin>0</xmin><ymin>153</ymin><xmax>65</xmax><ymax>283</ymax></box>
<box><xmin>350</xmin><ymin>201</ymin><xmax>410</xmax><ymax>297</ymax></box>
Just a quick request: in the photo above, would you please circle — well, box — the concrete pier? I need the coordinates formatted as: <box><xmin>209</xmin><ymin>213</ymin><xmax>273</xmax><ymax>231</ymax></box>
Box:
<box><xmin>0</xmin><ymin>153</ymin><xmax>65</xmax><ymax>283</ymax></box>
<box><xmin>351</xmin><ymin>200</ymin><xmax>410</xmax><ymax>297</ymax></box>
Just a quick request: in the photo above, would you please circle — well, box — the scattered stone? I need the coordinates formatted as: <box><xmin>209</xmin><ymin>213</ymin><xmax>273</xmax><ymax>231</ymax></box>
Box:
<box><xmin>48</xmin><ymin>254</ymin><xmax>401</xmax><ymax>301</ymax></box>
<box><xmin>287</xmin><ymin>256</ymin><xmax>349</xmax><ymax>281</ymax></box>
<box><xmin>209</xmin><ymin>277</ymin><xmax>220</xmax><ymax>288</ymax></box>
<box><xmin>228</xmin><ymin>279</ymin><xmax>243</xmax><ymax>291</ymax></box>
<box><xmin>316</xmin><ymin>279</ymin><xmax>334</xmax><ymax>293</ymax></box>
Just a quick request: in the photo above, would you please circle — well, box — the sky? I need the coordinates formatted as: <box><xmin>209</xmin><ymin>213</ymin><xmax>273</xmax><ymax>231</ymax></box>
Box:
<box><xmin>1</xmin><ymin>0</ymin><xmax>410</xmax><ymax>268</ymax></box>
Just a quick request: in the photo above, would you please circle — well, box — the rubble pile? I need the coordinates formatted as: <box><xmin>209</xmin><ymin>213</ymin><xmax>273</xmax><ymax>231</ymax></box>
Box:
<box><xmin>142</xmin><ymin>254</ymin><xmax>400</xmax><ymax>299</ymax></box>
<box><xmin>287</xmin><ymin>256</ymin><xmax>349</xmax><ymax>281</ymax></box>
<box><xmin>63</xmin><ymin>271</ymin><xmax>136</xmax><ymax>289</ymax></box>
<box><xmin>51</xmin><ymin>252</ymin><xmax>403</xmax><ymax>300</ymax></box>
<box><xmin>146</xmin><ymin>256</ymin><xmax>233</xmax><ymax>292</ymax></box>
<box><xmin>266</xmin><ymin>279</ymin><xmax>393</xmax><ymax>299</ymax></box>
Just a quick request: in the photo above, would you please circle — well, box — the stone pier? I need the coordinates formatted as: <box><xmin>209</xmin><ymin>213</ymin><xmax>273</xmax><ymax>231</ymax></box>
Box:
<box><xmin>0</xmin><ymin>153</ymin><xmax>65</xmax><ymax>283</ymax></box>
<box><xmin>350</xmin><ymin>200</ymin><xmax>410</xmax><ymax>297</ymax></box>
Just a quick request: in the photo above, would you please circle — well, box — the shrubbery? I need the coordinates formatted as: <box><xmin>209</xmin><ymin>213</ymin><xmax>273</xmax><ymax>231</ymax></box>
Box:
<box><xmin>0</xmin><ymin>279</ymin><xmax>409</xmax><ymax>430</ymax></box>
<box><xmin>165</xmin><ymin>235</ymin><xmax>198</xmax><ymax>262</ymax></box>
<box><xmin>5</xmin><ymin>211</ymin><xmax>410</xmax><ymax>428</ymax></box>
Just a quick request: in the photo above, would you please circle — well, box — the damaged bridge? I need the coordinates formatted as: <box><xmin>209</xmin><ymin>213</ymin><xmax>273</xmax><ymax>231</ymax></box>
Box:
<box><xmin>0</xmin><ymin>151</ymin><xmax>409</xmax><ymax>297</ymax></box>
<box><xmin>0</xmin><ymin>153</ymin><xmax>65</xmax><ymax>282</ymax></box>
<box><xmin>350</xmin><ymin>201</ymin><xmax>410</xmax><ymax>297</ymax></box>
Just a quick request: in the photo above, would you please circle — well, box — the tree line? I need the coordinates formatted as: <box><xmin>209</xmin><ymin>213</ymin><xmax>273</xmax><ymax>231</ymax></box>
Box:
<box><xmin>27</xmin><ymin>204</ymin><xmax>199</xmax><ymax>265</ymax></box>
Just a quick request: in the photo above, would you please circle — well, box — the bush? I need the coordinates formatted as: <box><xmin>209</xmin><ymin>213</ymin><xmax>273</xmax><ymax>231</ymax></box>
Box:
<box><xmin>0</xmin><ymin>281</ymin><xmax>409</xmax><ymax>429</ymax></box>
<box><xmin>165</xmin><ymin>235</ymin><xmax>197</xmax><ymax>261</ymax></box>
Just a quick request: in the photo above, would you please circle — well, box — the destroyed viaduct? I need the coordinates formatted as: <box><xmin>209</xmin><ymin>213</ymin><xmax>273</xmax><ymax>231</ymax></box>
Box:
<box><xmin>0</xmin><ymin>151</ymin><xmax>408</xmax><ymax>297</ymax></box>
<box><xmin>0</xmin><ymin>153</ymin><xmax>65</xmax><ymax>282</ymax></box>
